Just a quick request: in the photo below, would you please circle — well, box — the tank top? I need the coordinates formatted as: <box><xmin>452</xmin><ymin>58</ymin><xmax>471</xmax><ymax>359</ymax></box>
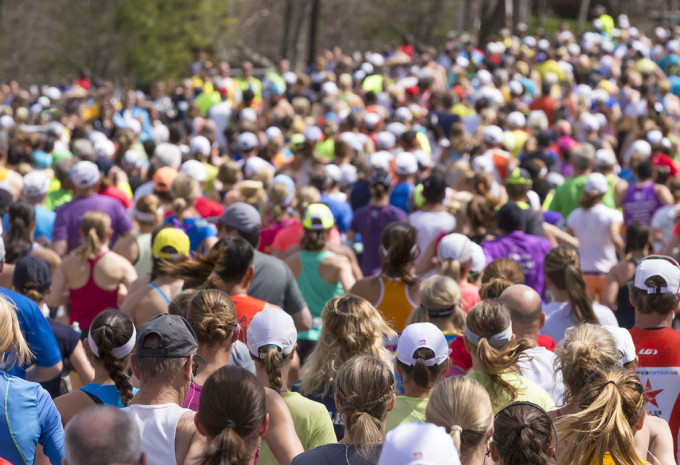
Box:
<box><xmin>623</xmin><ymin>183</ymin><xmax>663</xmax><ymax>226</ymax></box>
<box><xmin>125</xmin><ymin>403</ymin><xmax>191</xmax><ymax>465</ymax></box>
<box><xmin>375</xmin><ymin>275</ymin><xmax>417</xmax><ymax>332</ymax></box>
<box><xmin>69</xmin><ymin>251</ymin><xmax>119</xmax><ymax>330</ymax></box>
<box><xmin>148</xmin><ymin>282</ymin><xmax>171</xmax><ymax>305</ymax></box>
<box><xmin>183</xmin><ymin>380</ymin><xmax>202</xmax><ymax>411</ymax></box>
<box><xmin>134</xmin><ymin>232</ymin><xmax>152</xmax><ymax>277</ymax></box>
<box><xmin>79</xmin><ymin>383</ymin><xmax>137</xmax><ymax>408</ymax></box>
<box><xmin>615</xmin><ymin>257</ymin><xmax>640</xmax><ymax>329</ymax></box>
<box><xmin>296</xmin><ymin>250</ymin><xmax>344</xmax><ymax>342</ymax></box>
<box><xmin>230</xmin><ymin>295</ymin><xmax>267</xmax><ymax>344</ymax></box>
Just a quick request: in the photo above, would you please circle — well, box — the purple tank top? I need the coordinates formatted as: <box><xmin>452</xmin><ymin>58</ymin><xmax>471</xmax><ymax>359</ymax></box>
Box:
<box><xmin>623</xmin><ymin>183</ymin><xmax>663</xmax><ymax>226</ymax></box>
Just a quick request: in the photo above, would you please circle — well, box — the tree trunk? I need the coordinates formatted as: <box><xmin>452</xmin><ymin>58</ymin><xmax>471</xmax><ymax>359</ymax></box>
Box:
<box><xmin>307</xmin><ymin>0</ymin><xmax>320</xmax><ymax>67</ymax></box>
<box><xmin>478</xmin><ymin>0</ymin><xmax>504</xmax><ymax>46</ymax></box>
<box><xmin>577</xmin><ymin>0</ymin><xmax>592</xmax><ymax>34</ymax></box>
<box><xmin>421</xmin><ymin>0</ymin><xmax>445</xmax><ymax>45</ymax></box>
<box><xmin>282</xmin><ymin>0</ymin><xmax>294</xmax><ymax>61</ymax></box>
<box><xmin>537</xmin><ymin>0</ymin><xmax>547</xmax><ymax>28</ymax></box>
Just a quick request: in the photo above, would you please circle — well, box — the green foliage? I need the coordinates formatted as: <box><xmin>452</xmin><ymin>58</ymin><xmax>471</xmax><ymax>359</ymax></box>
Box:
<box><xmin>116</xmin><ymin>0</ymin><xmax>234</xmax><ymax>85</ymax></box>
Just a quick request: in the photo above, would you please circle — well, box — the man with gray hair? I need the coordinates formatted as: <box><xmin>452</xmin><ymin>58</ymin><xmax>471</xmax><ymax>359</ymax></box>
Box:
<box><xmin>499</xmin><ymin>284</ymin><xmax>564</xmax><ymax>406</ymax></box>
<box><xmin>64</xmin><ymin>405</ymin><xmax>145</xmax><ymax>465</ymax></box>
<box><xmin>548</xmin><ymin>142</ymin><xmax>616</xmax><ymax>219</ymax></box>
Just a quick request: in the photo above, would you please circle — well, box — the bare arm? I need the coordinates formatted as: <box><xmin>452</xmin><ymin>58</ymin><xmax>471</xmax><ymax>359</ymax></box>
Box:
<box><xmin>176</xmin><ymin>411</ymin><xmax>207</xmax><ymax>465</ymax></box>
<box><xmin>68</xmin><ymin>341</ymin><xmax>95</xmax><ymax>385</ymax></box>
<box><xmin>338</xmin><ymin>259</ymin><xmax>357</xmax><ymax>291</ymax></box>
<box><xmin>112</xmin><ymin>235</ymin><xmax>138</xmax><ymax>266</ymax></box>
<box><xmin>25</xmin><ymin>361</ymin><xmax>63</xmax><ymax>383</ymax></box>
<box><xmin>656</xmin><ymin>185</ymin><xmax>674</xmax><ymax>206</ymax></box>
<box><xmin>292</xmin><ymin>306</ymin><xmax>312</xmax><ymax>332</ymax></box>
<box><xmin>46</xmin><ymin>263</ymin><xmax>69</xmax><ymax>307</ymax></box>
<box><xmin>601</xmin><ymin>269</ymin><xmax>621</xmax><ymax>310</ymax></box>
<box><xmin>264</xmin><ymin>388</ymin><xmax>304</xmax><ymax>465</ymax></box>
<box><xmin>414</xmin><ymin>234</ymin><xmax>438</xmax><ymax>276</ymax></box>
<box><xmin>609</xmin><ymin>221</ymin><xmax>625</xmax><ymax>258</ymax></box>
<box><xmin>641</xmin><ymin>415</ymin><xmax>677</xmax><ymax>465</ymax></box>
<box><xmin>662</xmin><ymin>233</ymin><xmax>679</xmax><ymax>256</ymax></box>
<box><xmin>51</xmin><ymin>240</ymin><xmax>67</xmax><ymax>257</ymax></box>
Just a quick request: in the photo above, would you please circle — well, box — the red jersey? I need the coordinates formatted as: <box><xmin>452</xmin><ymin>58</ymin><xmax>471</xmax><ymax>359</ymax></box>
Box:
<box><xmin>629</xmin><ymin>326</ymin><xmax>680</xmax><ymax>463</ymax></box>
<box><xmin>195</xmin><ymin>196</ymin><xmax>224</xmax><ymax>219</ymax></box>
<box><xmin>231</xmin><ymin>295</ymin><xmax>267</xmax><ymax>344</ymax></box>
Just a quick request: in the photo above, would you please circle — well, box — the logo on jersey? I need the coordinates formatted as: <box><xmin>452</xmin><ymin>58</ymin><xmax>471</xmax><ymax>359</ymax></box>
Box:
<box><xmin>639</xmin><ymin>348</ymin><xmax>659</xmax><ymax>355</ymax></box>
<box><xmin>644</xmin><ymin>379</ymin><xmax>665</xmax><ymax>408</ymax></box>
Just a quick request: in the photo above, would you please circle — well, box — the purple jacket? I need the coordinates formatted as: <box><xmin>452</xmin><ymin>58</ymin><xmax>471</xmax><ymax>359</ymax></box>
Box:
<box><xmin>481</xmin><ymin>231</ymin><xmax>552</xmax><ymax>295</ymax></box>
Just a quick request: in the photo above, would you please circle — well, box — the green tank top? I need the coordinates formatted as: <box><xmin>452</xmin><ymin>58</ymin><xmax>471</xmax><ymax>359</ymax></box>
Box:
<box><xmin>296</xmin><ymin>250</ymin><xmax>344</xmax><ymax>341</ymax></box>
<box><xmin>134</xmin><ymin>232</ymin><xmax>152</xmax><ymax>278</ymax></box>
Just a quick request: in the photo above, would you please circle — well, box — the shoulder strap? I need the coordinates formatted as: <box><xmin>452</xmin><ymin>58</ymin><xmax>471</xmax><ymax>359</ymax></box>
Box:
<box><xmin>82</xmin><ymin>389</ymin><xmax>103</xmax><ymax>405</ymax></box>
<box><xmin>148</xmin><ymin>283</ymin><xmax>171</xmax><ymax>305</ymax></box>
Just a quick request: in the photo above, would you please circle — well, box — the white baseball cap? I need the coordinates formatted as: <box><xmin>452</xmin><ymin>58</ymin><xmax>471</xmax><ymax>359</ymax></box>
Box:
<box><xmin>386</xmin><ymin>122</ymin><xmax>406</xmax><ymax>138</ymax></box>
<box><xmin>647</xmin><ymin>130</ymin><xmax>663</xmax><ymax>145</ymax></box>
<box><xmin>237</xmin><ymin>132</ymin><xmax>259</xmax><ymax>152</ymax></box>
<box><xmin>507</xmin><ymin>111</ymin><xmax>526</xmax><ymax>128</ymax></box>
<box><xmin>376</xmin><ymin>131</ymin><xmax>397</xmax><ymax>150</ymax></box>
<box><xmin>580</xmin><ymin>113</ymin><xmax>600</xmax><ymax>132</ymax></box>
<box><xmin>594</xmin><ymin>149</ymin><xmax>617</xmax><ymax>168</ymax></box>
<box><xmin>624</xmin><ymin>140</ymin><xmax>652</xmax><ymax>164</ymax></box>
<box><xmin>303</xmin><ymin>125</ymin><xmax>323</xmax><ymax>142</ymax></box>
<box><xmin>246</xmin><ymin>308</ymin><xmax>297</xmax><ymax>358</ymax></box>
<box><xmin>396</xmin><ymin>322</ymin><xmax>449</xmax><ymax>367</ymax></box>
<box><xmin>483</xmin><ymin>125</ymin><xmax>504</xmax><ymax>145</ymax></box>
<box><xmin>240</xmin><ymin>108</ymin><xmax>257</xmax><ymax>123</ymax></box>
<box><xmin>93</xmin><ymin>139</ymin><xmax>116</xmax><ymax>159</ymax></box>
<box><xmin>377</xmin><ymin>422</ymin><xmax>461</xmax><ymax>465</ymax></box>
<box><xmin>243</xmin><ymin>157</ymin><xmax>274</xmax><ymax>179</ymax></box>
<box><xmin>414</xmin><ymin>150</ymin><xmax>433</xmax><ymax>168</ymax></box>
<box><xmin>122</xmin><ymin>149</ymin><xmax>145</xmax><ymax>170</ymax></box>
<box><xmin>190</xmin><ymin>136</ymin><xmax>211</xmax><ymax>156</ymax></box>
<box><xmin>469</xmin><ymin>242</ymin><xmax>486</xmax><ymax>274</ymax></box>
<box><xmin>364</xmin><ymin>112</ymin><xmax>382</xmax><ymax>130</ymax></box>
<box><xmin>437</xmin><ymin>233</ymin><xmax>473</xmax><ymax>264</ymax></box>
<box><xmin>180</xmin><ymin>160</ymin><xmax>207</xmax><ymax>183</ymax></box>
<box><xmin>634</xmin><ymin>256</ymin><xmax>680</xmax><ymax>295</ymax></box>
<box><xmin>395</xmin><ymin>152</ymin><xmax>418</xmax><ymax>175</ymax></box>
<box><xmin>153</xmin><ymin>143</ymin><xmax>182</xmax><ymax>170</ymax></box>
<box><xmin>602</xmin><ymin>326</ymin><xmax>637</xmax><ymax>366</ymax></box>
<box><xmin>584</xmin><ymin>172</ymin><xmax>609</xmax><ymax>195</ymax></box>
<box><xmin>395</xmin><ymin>107</ymin><xmax>413</xmax><ymax>123</ymax></box>
<box><xmin>265</xmin><ymin>126</ymin><xmax>283</xmax><ymax>142</ymax></box>
<box><xmin>22</xmin><ymin>171</ymin><xmax>50</xmax><ymax>198</ymax></box>
<box><xmin>70</xmin><ymin>161</ymin><xmax>101</xmax><ymax>189</ymax></box>
<box><xmin>369</xmin><ymin>151</ymin><xmax>392</xmax><ymax>171</ymax></box>
<box><xmin>325</xmin><ymin>164</ymin><xmax>342</xmax><ymax>182</ymax></box>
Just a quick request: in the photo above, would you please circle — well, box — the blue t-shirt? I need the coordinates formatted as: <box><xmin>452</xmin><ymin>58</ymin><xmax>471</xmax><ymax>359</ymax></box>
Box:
<box><xmin>0</xmin><ymin>371</ymin><xmax>64</xmax><ymax>465</ymax></box>
<box><xmin>389</xmin><ymin>182</ymin><xmax>415</xmax><ymax>213</ymax></box>
<box><xmin>3</xmin><ymin>205</ymin><xmax>57</xmax><ymax>243</ymax></box>
<box><xmin>320</xmin><ymin>193</ymin><xmax>353</xmax><ymax>233</ymax></box>
<box><xmin>1</xmin><ymin>288</ymin><xmax>62</xmax><ymax>379</ymax></box>
<box><xmin>164</xmin><ymin>216</ymin><xmax>217</xmax><ymax>253</ymax></box>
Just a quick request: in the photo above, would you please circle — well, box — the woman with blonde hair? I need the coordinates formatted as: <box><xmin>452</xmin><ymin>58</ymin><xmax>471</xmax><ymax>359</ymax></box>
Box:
<box><xmin>542</xmin><ymin>246</ymin><xmax>618</xmax><ymax>343</ymax></box>
<box><xmin>406</xmin><ymin>275</ymin><xmax>465</xmax><ymax>341</ymax></box>
<box><xmin>296</xmin><ymin>294</ymin><xmax>397</xmax><ymax>440</ymax></box>
<box><xmin>556</xmin><ymin>368</ymin><xmax>647</xmax><ymax>465</ymax></box>
<box><xmin>49</xmin><ymin>211</ymin><xmax>137</xmax><ymax>332</ymax></box>
<box><xmin>465</xmin><ymin>300</ymin><xmax>554</xmax><ymax>413</ymax></box>
<box><xmin>259</xmin><ymin>175</ymin><xmax>296</xmax><ymax>254</ymax></box>
<box><xmin>426</xmin><ymin>377</ymin><xmax>494</xmax><ymax>465</ymax></box>
<box><xmin>479</xmin><ymin>258</ymin><xmax>524</xmax><ymax>300</ymax></box>
<box><xmin>113</xmin><ymin>193</ymin><xmax>164</xmax><ymax>277</ymax></box>
<box><xmin>293</xmin><ymin>355</ymin><xmax>396</xmax><ymax>465</ymax></box>
<box><xmin>0</xmin><ymin>294</ymin><xmax>65</xmax><ymax>465</ymax></box>
<box><xmin>164</xmin><ymin>172</ymin><xmax>218</xmax><ymax>254</ymax></box>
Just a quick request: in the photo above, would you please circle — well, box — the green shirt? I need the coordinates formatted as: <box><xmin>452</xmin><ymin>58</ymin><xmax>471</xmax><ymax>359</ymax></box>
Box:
<box><xmin>258</xmin><ymin>392</ymin><xmax>336</xmax><ymax>465</ymax></box>
<box><xmin>466</xmin><ymin>370</ymin><xmax>555</xmax><ymax>414</ymax></box>
<box><xmin>45</xmin><ymin>188</ymin><xmax>73</xmax><ymax>211</ymax></box>
<box><xmin>548</xmin><ymin>174</ymin><xmax>615</xmax><ymax>220</ymax></box>
<box><xmin>385</xmin><ymin>395</ymin><xmax>428</xmax><ymax>432</ymax></box>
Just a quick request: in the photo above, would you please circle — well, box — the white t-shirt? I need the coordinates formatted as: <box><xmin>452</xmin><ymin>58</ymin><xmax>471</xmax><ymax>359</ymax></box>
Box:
<box><xmin>408</xmin><ymin>210</ymin><xmax>456</xmax><ymax>254</ymax></box>
<box><xmin>518</xmin><ymin>346</ymin><xmax>565</xmax><ymax>407</ymax></box>
<box><xmin>540</xmin><ymin>301</ymin><xmax>619</xmax><ymax>344</ymax></box>
<box><xmin>567</xmin><ymin>204</ymin><xmax>623</xmax><ymax>273</ymax></box>
<box><xmin>651</xmin><ymin>204</ymin><xmax>680</xmax><ymax>252</ymax></box>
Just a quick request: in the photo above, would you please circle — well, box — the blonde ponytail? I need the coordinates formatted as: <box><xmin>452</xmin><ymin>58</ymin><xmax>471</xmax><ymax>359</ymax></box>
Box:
<box><xmin>78</xmin><ymin>211</ymin><xmax>110</xmax><ymax>258</ymax></box>
<box><xmin>0</xmin><ymin>295</ymin><xmax>33</xmax><ymax>368</ymax></box>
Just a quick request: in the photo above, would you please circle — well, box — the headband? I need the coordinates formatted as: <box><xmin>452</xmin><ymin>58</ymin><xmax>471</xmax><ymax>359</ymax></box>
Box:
<box><xmin>465</xmin><ymin>322</ymin><xmax>513</xmax><ymax>348</ymax></box>
<box><xmin>425</xmin><ymin>305</ymin><xmax>456</xmax><ymax>317</ymax></box>
<box><xmin>88</xmin><ymin>325</ymin><xmax>137</xmax><ymax>360</ymax></box>
<box><xmin>133</xmin><ymin>207</ymin><xmax>163</xmax><ymax>223</ymax></box>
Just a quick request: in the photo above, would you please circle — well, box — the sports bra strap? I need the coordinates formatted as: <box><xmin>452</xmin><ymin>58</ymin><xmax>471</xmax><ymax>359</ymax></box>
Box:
<box><xmin>82</xmin><ymin>389</ymin><xmax>103</xmax><ymax>405</ymax></box>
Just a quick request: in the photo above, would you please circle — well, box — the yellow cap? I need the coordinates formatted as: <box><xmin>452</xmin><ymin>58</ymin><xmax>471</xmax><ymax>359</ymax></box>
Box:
<box><xmin>153</xmin><ymin>228</ymin><xmax>190</xmax><ymax>259</ymax></box>
<box><xmin>302</xmin><ymin>203</ymin><xmax>335</xmax><ymax>230</ymax></box>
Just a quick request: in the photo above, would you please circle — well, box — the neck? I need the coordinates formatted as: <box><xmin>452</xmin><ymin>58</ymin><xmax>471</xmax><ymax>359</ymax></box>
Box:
<box><xmin>512</xmin><ymin>326</ymin><xmax>538</xmax><ymax>343</ymax></box>
<box><xmin>370</xmin><ymin>196</ymin><xmax>389</xmax><ymax>206</ymax></box>
<box><xmin>422</xmin><ymin>202</ymin><xmax>443</xmax><ymax>212</ymax></box>
<box><xmin>224</xmin><ymin>281</ymin><xmax>248</xmax><ymax>297</ymax></box>
<box><xmin>91</xmin><ymin>362</ymin><xmax>114</xmax><ymax>384</ymax></box>
<box><xmin>635</xmin><ymin>310</ymin><xmax>674</xmax><ymax>329</ymax></box>
<box><xmin>139</xmin><ymin>223</ymin><xmax>156</xmax><ymax>234</ymax></box>
<box><xmin>461</xmin><ymin>440</ymin><xmax>489</xmax><ymax>465</ymax></box>
<box><xmin>430</xmin><ymin>317</ymin><xmax>458</xmax><ymax>334</ymax></box>
<box><xmin>548</xmin><ymin>285</ymin><xmax>569</xmax><ymax>302</ymax></box>
<box><xmin>402</xmin><ymin>380</ymin><xmax>434</xmax><ymax>399</ymax></box>
<box><xmin>631</xmin><ymin>249</ymin><xmax>649</xmax><ymax>259</ymax></box>
<box><xmin>131</xmin><ymin>380</ymin><xmax>187</xmax><ymax>406</ymax></box>
<box><xmin>197</xmin><ymin>343</ymin><xmax>232</xmax><ymax>375</ymax></box>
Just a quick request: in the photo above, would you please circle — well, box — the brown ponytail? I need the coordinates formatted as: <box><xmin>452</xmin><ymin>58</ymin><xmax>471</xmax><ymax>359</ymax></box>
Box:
<box><xmin>479</xmin><ymin>258</ymin><xmax>524</xmax><ymax>300</ymax></box>
<box><xmin>77</xmin><ymin>211</ymin><xmax>110</xmax><ymax>259</ymax></box>
<box><xmin>89</xmin><ymin>310</ymin><xmax>135</xmax><ymax>406</ymax></box>
<box><xmin>545</xmin><ymin>247</ymin><xmax>597</xmax><ymax>324</ymax></box>
<box><xmin>493</xmin><ymin>403</ymin><xmax>555</xmax><ymax>465</ymax></box>
<box><xmin>397</xmin><ymin>347</ymin><xmax>447</xmax><ymax>389</ymax></box>
<box><xmin>198</xmin><ymin>366</ymin><xmax>267</xmax><ymax>465</ymax></box>
<box><xmin>381</xmin><ymin>222</ymin><xmax>418</xmax><ymax>284</ymax></box>
<box><xmin>260</xmin><ymin>346</ymin><xmax>287</xmax><ymax>392</ymax></box>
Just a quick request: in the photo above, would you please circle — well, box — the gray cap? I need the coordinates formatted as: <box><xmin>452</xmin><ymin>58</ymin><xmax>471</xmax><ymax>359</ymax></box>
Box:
<box><xmin>210</xmin><ymin>202</ymin><xmax>261</xmax><ymax>234</ymax></box>
<box><xmin>136</xmin><ymin>313</ymin><xmax>198</xmax><ymax>358</ymax></box>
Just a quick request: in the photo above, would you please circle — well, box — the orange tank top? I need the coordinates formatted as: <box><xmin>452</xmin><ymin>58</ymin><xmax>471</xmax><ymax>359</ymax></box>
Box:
<box><xmin>230</xmin><ymin>295</ymin><xmax>267</xmax><ymax>344</ymax></box>
<box><xmin>375</xmin><ymin>275</ymin><xmax>417</xmax><ymax>332</ymax></box>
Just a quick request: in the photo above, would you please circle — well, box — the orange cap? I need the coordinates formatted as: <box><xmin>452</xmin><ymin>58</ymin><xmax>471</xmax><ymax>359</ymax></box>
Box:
<box><xmin>153</xmin><ymin>166</ymin><xmax>178</xmax><ymax>192</ymax></box>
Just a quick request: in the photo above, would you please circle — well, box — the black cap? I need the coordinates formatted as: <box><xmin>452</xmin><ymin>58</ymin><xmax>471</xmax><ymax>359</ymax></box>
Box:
<box><xmin>13</xmin><ymin>256</ymin><xmax>51</xmax><ymax>293</ymax></box>
<box><xmin>422</xmin><ymin>173</ymin><xmax>447</xmax><ymax>203</ymax></box>
<box><xmin>371</xmin><ymin>168</ymin><xmax>392</xmax><ymax>188</ymax></box>
<box><xmin>497</xmin><ymin>202</ymin><xmax>526</xmax><ymax>232</ymax></box>
<box><xmin>136</xmin><ymin>313</ymin><xmax>198</xmax><ymax>358</ymax></box>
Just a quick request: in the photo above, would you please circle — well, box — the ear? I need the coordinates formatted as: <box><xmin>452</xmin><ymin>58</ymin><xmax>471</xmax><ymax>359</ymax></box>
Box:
<box><xmin>510</xmin><ymin>333</ymin><xmax>516</xmax><ymax>344</ymax></box>
<box><xmin>130</xmin><ymin>354</ymin><xmax>141</xmax><ymax>380</ymax></box>
<box><xmin>489</xmin><ymin>441</ymin><xmax>500</xmax><ymax>462</ymax></box>
<box><xmin>289</xmin><ymin>343</ymin><xmax>297</xmax><ymax>363</ymax></box>
<box><xmin>485</xmin><ymin>427</ymin><xmax>494</xmax><ymax>442</ymax></box>
<box><xmin>195</xmin><ymin>414</ymin><xmax>207</xmax><ymax>437</ymax></box>
<box><xmin>184</xmin><ymin>355</ymin><xmax>194</xmax><ymax>380</ymax></box>
<box><xmin>334</xmin><ymin>392</ymin><xmax>343</xmax><ymax>413</ymax></box>
<box><xmin>539</xmin><ymin>312</ymin><xmax>545</xmax><ymax>330</ymax></box>
<box><xmin>140</xmin><ymin>452</ymin><xmax>148</xmax><ymax>465</ymax></box>
<box><xmin>387</xmin><ymin>393</ymin><xmax>396</xmax><ymax>412</ymax></box>
<box><xmin>259</xmin><ymin>412</ymin><xmax>270</xmax><ymax>438</ymax></box>
<box><xmin>547</xmin><ymin>445</ymin><xmax>557</xmax><ymax>459</ymax></box>
<box><xmin>246</xmin><ymin>265</ymin><xmax>255</xmax><ymax>282</ymax></box>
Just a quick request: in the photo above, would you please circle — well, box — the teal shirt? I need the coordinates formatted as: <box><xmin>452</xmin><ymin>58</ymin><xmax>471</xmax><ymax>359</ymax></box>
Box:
<box><xmin>296</xmin><ymin>250</ymin><xmax>344</xmax><ymax>341</ymax></box>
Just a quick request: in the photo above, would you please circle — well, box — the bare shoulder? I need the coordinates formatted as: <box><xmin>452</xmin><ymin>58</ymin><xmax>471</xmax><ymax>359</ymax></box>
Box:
<box><xmin>128</xmin><ymin>275</ymin><xmax>151</xmax><ymax>295</ymax></box>
<box><xmin>350</xmin><ymin>275</ymin><xmax>378</xmax><ymax>296</ymax></box>
<box><xmin>54</xmin><ymin>390</ymin><xmax>94</xmax><ymax>427</ymax></box>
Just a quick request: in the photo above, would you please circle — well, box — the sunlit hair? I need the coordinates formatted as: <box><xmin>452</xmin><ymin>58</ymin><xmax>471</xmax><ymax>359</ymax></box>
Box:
<box><xmin>426</xmin><ymin>376</ymin><xmax>493</xmax><ymax>456</ymax></box>
<box><xmin>556</xmin><ymin>323</ymin><xmax>620</xmax><ymax>404</ymax></box>
<box><xmin>556</xmin><ymin>368</ymin><xmax>645</xmax><ymax>465</ymax></box>
<box><xmin>334</xmin><ymin>355</ymin><xmax>395</xmax><ymax>448</ymax></box>
<box><xmin>494</xmin><ymin>402</ymin><xmax>555</xmax><ymax>465</ymax></box>
<box><xmin>480</xmin><ymin>258</ymin><xmax>524</xmax><ymax>300</ymax></box>
<box><xmin>171</xmin><ymin>173</ymin><xmax>201</xmax><ymax>222</ymax></box>
<box><xmin>186</xmin><ymin>289</ymin><xmax>238</xmax><ymax>346</ymax></box>
<box><xmin>544</xmin><ymin>246</ymin><xmax>597</xmax><ymax>324</ymax></box>
<box><xmin>465</xmin><ymin>300</ymin><xmax>533</xmax><ymax>406</ymax></box>
<box><xmin>0</xmin><ymin>294</ymin><xmax>32</xmax><ymax>368</ymax></box>
<box><xmin>301</xmin><ymin>294</ymin><xmax>396</xmax><ymax>397</ymax></box>
<box><xmin>135</xmin><ymin>194</ymin><xmax>163</xmax><ymax>228</ymax></box>
<box><xmin>78</xmin><ymin>211</ymin><xmax>111</xmax><ymax>259</ymax></box>
<box><xmin>406</xmin><ymin>275</ymin><xmax>465</xmax><ymax>333</ymax></box>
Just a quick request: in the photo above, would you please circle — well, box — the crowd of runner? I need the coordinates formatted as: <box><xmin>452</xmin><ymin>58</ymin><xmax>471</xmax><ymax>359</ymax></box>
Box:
<box><xmin>1</xmin><ymin>6</ymin><xmax>680</xmax><ymax>465</ymax></box>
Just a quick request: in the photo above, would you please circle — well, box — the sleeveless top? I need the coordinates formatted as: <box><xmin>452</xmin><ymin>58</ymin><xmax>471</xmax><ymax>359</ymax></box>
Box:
<box><xmin>297</xmin><ymin>250</ymin><xmax>344</xmax><ymax>342</ymax></box>
<box><xmin>231</xmin><ymin>295</ymin><xmax>267</xmax><ymax>344</ymax></box>
<box><xmin>374</xmin><ymin>275</ymin><xmax>417</xmax><ymax>332</ymax></box>
<box><xmin>125</xmin><ymin>403</ymin><xmax>191</xmax><ymax>465</ymax></box>
<box><xmin>69</xmin><ymin>251</ymin><xmax>119</xmax><ymax>330</ymax></box>
<box><xmin>183</xmin><ymin>380</ymin><xmax>202</xmax><ymax>411</ymax></box>
<box><xmin>615</xmin><ymin>257</ymin><xmax>639</xmax><ymax>329</ymax></box>
<box><xmin>623</xmin><ymin>183</ymin><xmax>663</xmax><ymax>226</ymax></box>
<box><xmin>79</xmin><ymin>383</ymin><xmax>138</xmax><ymax>408</ymax></box>
<box><xmin>134</xmin><ymin>232</ymin><xmax>152</xmax><ymax>277</ymax></box>
<box><xmin>148</xmin><ymin>282</ymin><xmax>171</xmax><ymax>305</ymax></box>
